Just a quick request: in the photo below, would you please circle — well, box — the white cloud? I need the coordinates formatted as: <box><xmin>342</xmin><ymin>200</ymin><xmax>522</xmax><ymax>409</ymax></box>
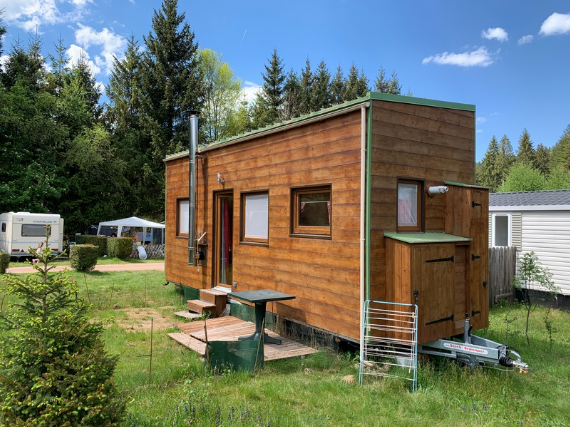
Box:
<box><xmin>74</xmin><ymin>24</ymin><xmax>127</xmax><ymax>75</ymax></box>
<box><xmin>66</xmin><ymin>43</ymin><xmax>101</xmax><ymax>75</ymax></box>
<box><xmin>242</xmin><ymin>81</ymin><xmax>261</xmax><ymax>104</ymax></box>
<box><xmin>481</xmin><ymin>27</ymin><xmax>509</xmax><ymax>42</ymax></box>
<box><xmin>422</xmin><ymin>47</ymin><xmax>494</xmax><ymax>67</ymax></box>
<box><xmin>0</xmin><ymin>0</ymin><xmax>87</xmax><ymax>31</ymax></box>
<box><xmin>0</xmin><ymin>54</ymin><xmax>9</xmax><ymax>72</ymax></box>
<box><xmin>539</xmin><ymin>12</ymin><xmax>570</xmax><ymax>36</ymax></box>
<box><xmin>476</xmin><ymin>117</ymin><xmax>487</xmax><ymax>124</ymax></box>
<box><xmin>476</xmin><ymin>129</ymin><xmax>483</xmax><ymax>134</ymax></box>
<box><xmin>518</xmin><ymin>35</ymin><xmax>534</xmax><ymax>45</ymax></box>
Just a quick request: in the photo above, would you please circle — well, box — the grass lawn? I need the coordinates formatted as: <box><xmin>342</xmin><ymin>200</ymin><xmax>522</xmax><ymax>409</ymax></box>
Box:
<box><xmin>8</xmin><ymin>256</ymin><xmax>164</xmax><ymax>268</ymax></box>
<box><xmin>2</xmin><ymin>269</ymin><xmax>569</xmax><ymax>426</ymax></box>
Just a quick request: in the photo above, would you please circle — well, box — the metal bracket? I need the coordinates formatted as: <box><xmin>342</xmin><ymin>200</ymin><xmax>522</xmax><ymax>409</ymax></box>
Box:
<box><xmin>426</xmin><ymin>256</ymin><xmax>454</xmax><ymax>263</ymax></box>
<box><xmin>472</xmin><ymin>201</ymin><xmax>481</xmax><ymax>207</ymax></box>
<box><xmin>472</xmin><ymin>310</ymin><xmax>481</xmax><ymax>316</ymax></box>
<box><xmin>426</xmin><ymin>314</ymin><xmax>454</xmax><ymax>325</ymax></box>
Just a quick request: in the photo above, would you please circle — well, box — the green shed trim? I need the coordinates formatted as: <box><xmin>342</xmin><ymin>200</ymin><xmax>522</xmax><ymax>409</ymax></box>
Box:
<box><xmin>384</xmin><ymin>232</ymin><xmax>472</xmax><ymax>244</ymax></box>
<box><xmin>445</xmin><ymin>181</ymin><xmax>490</xmax><ymax>190</ymax></box>
<box><xmin>369</xmin><ymin>92</ymin><xmax>475</xmax><ymax>112</ymax></box>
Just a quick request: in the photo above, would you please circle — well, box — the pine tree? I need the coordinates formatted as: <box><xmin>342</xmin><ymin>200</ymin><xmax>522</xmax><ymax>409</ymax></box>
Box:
<box><xmin>311</xmin><ymin>60</ymin><xmax>331</xmax><ymax>111</ymax></box>
<box><xmin>479</xmin><ymin>136</ymin><xmax>501</xmax><ymax>191</ymax></box>
<box><xmin>374</xmin><ymin>67</ymin><xmax>402</xmax><ymax>94</ymax></box>
<box><xmin>330</xmin><ymin>66</ymin><xmax>344</xmax><ymax>105</ymax></box>
<box><xmin>343</xmin><ymin>64</ymin><xmax>368</xmax><ymax>101</ymax></box>
<box><xmin>550</xmin><ymin>125</ymin><xmax>570</xmax><ymax>172</ymax></box>
<box><xmin>141</xmin><ymin>0</ymin><xmax>204</xmax><ymax>159</ymax></box>
<box><xmin>0</xmin><ymin>230</ymin><xmax>127</xmax><ymax>424</ymax></box>
<box><xmin>1</xmin><ymin>35</ymin><xmax>46</xmax><ymax>90</ymax></box>
<box><xmin>535</xmin><ymin>143</ymin><xmax>551</xmax><ymax>176</ymax></box>
<box><xmin>496</xmin><ymin>134</ymin><xmax>515</xmax><ymax>187</ymax></box>
<box><xmin>517</xmin><ymin>128</ymin><xmax>536</xmax><ymax>168</ymax></box>
<box><xmin>251</xmin><ymin>49</ymin><xmax>285</xmax><ymax>128</ymax></box>
<box><xmin>282</xmin><ymin>68</ymin><xmax>301</xmax><ymax>120</ymax></box>
<box><xmin>299</xmin><ymin>58</ymin><xmax>313</xmax><ymax>115</ymax></box>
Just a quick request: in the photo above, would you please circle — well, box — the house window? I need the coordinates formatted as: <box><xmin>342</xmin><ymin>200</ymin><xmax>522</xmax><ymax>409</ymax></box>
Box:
<box><xmin>397</xmin><ymin>180</ymin><xmax>423</xmax><ymax>232</ymax></box>
<box><xmin>493</xmin><ymin>214</ymin><xmax>511</xmax><ymax>246</ymax></box>
<box><xmin>241</xmin><ymin>191</ymin><xmax>269</xmax><ymax>244</ymax></box>
<box><xmin>21</xmin><ymin>224</ymin><xmax>51</xmax><ymax>237</ymax></box>
<box><xmin>177</xmin><ymin>199</ymin><xmax>189</xmax><ymax>236</ymax></box>
<box><xmin>291</xmin><ymin>185</ymin><xmax>332</xmax><ymax>237</ymax></box>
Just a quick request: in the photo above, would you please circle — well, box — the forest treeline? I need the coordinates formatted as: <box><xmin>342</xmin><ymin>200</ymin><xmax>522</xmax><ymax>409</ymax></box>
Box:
<box><xmin>0</xmin><ymin>0</ymin><xmax>404</xmax><ymax>234</ymax></box>
<box><xmin>475</xmin><ymin>127</ymin><xmax>570</xmax><ymax>192</ymax></box>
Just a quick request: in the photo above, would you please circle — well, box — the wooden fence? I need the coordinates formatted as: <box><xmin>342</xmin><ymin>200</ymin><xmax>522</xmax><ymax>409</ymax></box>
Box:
<box><xmin>130</xmin><ymin>243</ymin><xmax>165</xmax><ymax>259</ymax></box>
<box><xmin>488</xmin><ymin>246</ymin><xmax>517</xmax><ymax>307</ymax></box>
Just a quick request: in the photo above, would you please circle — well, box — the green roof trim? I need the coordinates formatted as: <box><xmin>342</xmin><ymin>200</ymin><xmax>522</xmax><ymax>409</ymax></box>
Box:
<box><xmin>445</xmin><ymin>181</ymin><xmax>490</xmax><ymax>190</ymax></box>
<box><xmin>384</xmin><ymin>232</ymin><xmax>472</xmax><ymax>244</ymax></box>
<box><xmin>369</xmin><ymin>92</ymin><xmax>475</xmax><ymax>112</ymax></box>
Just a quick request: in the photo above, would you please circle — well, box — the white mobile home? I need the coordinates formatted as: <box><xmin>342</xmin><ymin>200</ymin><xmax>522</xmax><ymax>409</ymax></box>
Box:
<box><xmin>0</xmin><ymin>212</ymin><xmax>64</xmax><ymax>258</ymax></box>
<box><xmin>489</xmin><ymin>190</ymin><xmax>570</xmax><ymax>296</ymax></box>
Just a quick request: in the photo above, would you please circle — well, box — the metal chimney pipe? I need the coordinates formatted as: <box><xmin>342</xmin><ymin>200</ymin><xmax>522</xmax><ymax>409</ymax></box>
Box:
<box><xmin>188</xmin><ymin>112</ymin><xmax>198</xmax><ymax>266</ymax></box>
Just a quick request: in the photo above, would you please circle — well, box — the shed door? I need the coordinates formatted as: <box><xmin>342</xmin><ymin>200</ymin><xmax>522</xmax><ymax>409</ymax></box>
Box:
<box><xmin>413</xmin><ymin>243</ymin><xmax>455</xmax><ymax>343</ymax></box>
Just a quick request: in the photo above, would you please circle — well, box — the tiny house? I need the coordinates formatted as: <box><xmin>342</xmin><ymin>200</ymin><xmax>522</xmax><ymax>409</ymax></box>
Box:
<box><xmin>0</xmin><ymin>212</ymin><xmax>64</xmax><ymax>257</ymax></box>
<box><xmin>164</xmin><ymin>92</ymin><xmax>489</xmax><ymax>345</ymax></box>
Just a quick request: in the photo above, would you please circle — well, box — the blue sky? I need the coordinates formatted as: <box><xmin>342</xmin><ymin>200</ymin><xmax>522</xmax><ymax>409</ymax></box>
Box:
<box><xmin>1</xmin><ymin>0</ymin><xmax>569</xmax><ymax>162</ymax></box>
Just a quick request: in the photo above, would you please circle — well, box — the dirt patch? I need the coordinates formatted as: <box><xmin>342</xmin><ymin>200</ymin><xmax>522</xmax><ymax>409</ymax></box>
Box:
<box><xmin>115</xmin><ymin>308</ymin><xmax>175</xmax><ymax>332</ymax></box>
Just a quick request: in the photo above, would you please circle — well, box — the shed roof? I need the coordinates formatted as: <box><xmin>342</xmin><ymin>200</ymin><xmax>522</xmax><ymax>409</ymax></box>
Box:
<box><xmin>384</xmin><ymin>232</ymin><xmax>472</xmax><ymax>244</ymax></box>
<box><xmin>489</xmin><ymin>190</ymin><xmax>570</xmax><ymax>211</ymax></box>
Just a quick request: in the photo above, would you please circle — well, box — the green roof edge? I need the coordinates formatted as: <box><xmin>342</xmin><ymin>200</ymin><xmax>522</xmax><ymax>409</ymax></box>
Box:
<box><xmin>369</xmin><ymin>92</ymin><xmax>475</xmax><ymax>112</ymax></box>
<box><xmin>165</xmin><ymin>91</ymin><xmax>475</xmax><ymax>161</ymax></box>
<box><xmin>445</xmin><ymin>181</ymin><xmax>490</xmax><ymax>190</ymax></box>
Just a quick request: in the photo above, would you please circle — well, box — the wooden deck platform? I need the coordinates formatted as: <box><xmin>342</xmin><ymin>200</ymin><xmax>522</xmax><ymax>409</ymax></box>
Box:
<box><xmin>168</xmin><ymin>316</ymin><xmax>317</xmax><ymax>361</ymax></box>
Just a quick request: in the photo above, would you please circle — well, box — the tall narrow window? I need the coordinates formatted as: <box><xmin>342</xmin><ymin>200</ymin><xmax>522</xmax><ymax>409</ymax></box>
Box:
<box><xmin>397</xmin><ymin>180</ymin><xmax>423</xmax><ymax>232</ymax></box>
<box><xmin>493</xmin><ymin>214</ymin><xmax>510</xmax><ymax>246</ymax></box>
<box><xmin>241</xmin><ymin>192</ymin><xmax>269</xmax><ymax>244</ymax></box>
<box><xmin>177</xmin><ymin>199</ymin><xmax>189</xmax><ymax>236</ymax></box>
<box><xmin>291</xmin><ymin>185</ymin><xmax>332</xmax><ymax>237</ymax></box>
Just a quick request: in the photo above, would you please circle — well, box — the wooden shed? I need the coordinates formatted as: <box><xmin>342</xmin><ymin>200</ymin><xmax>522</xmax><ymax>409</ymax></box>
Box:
<box><xmin>164</xmin><ymin>92</ymin><xmax>489</xmax><ymax>345</ymax></box>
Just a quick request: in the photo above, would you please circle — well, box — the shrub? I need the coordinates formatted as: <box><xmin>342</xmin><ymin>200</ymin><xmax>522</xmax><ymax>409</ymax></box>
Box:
<box><xmin>107</xmin><ymin>237</ymin><xmax>132</xmax><ymax>259</ymax></box>
<box><xmin>70</xmin><ymin>244</ymin><xmax>99</xmax><ymax>272</ymax></box>
<box><xmin>75</xmin><ymin>235</ymin><xmax>108</xmax><ymax>256</ymax></box>
<box><xmin>0</xmin><ymin>227</ymin><xmax>127</xmax><ymax>425</ymax></box>
<box><xmin>0</xmin><ymin>252</ymin><xmax>9</xmax><ymax>274</ymax></box>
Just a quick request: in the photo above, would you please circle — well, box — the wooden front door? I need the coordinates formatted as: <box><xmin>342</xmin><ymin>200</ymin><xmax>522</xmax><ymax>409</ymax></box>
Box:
<box><xmin>214</xmin><ymin>191</ymin><xmax>233</xmax><ymax>288</ymax></box>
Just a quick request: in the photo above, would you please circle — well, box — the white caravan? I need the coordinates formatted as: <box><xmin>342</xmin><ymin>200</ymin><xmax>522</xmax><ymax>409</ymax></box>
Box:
<box><xmin>0</xmin><ymin>212</ymin><xmax>64</xmax><ymax>258</ymax></box>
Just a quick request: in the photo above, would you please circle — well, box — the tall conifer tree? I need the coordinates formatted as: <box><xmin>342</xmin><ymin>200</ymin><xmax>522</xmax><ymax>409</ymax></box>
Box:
<box><xmin>330</xmin><ymin>66</ymin><xmax>345</xmax><ymax>105</ymax></box>
<box><xmin>252</xmin><ymin>49</ymin><xmax>285</xmax><ymax>128</ymax></box>
<box><xmin>311</xmin><ymin>60</ymin><xmax>331</xmax><ymax>111</ymax></box>
<box><xmin>496</xmin><ymin>134</ymin><xmax>516</xmax><ymax>187</ymax></box>
<box><xmin>516</xmin><ymin>128</ymin><xmax>536</xmax><ymax>169</ymax></box>
<box><xmin>282</xmin><ymin>69</ymin><xmax>301</xmax><ymax>120</ymax></box>
<box><xmin>299</xmin><ymin>59</ymin><xmax>313</xmax><ymax>115</ymax></box>
<box><xmin>480</xmin><ymin>136</ymin><xmax>501</xmax><ymax>191</ymax></box>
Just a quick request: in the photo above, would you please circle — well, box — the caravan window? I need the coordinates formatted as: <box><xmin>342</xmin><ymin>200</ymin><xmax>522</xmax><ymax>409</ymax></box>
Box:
<box><xmin>1</xmin><ymin>223</ymin><xmax>5</xmax><ymax>233</ymax></box>
<box><xmin>493</xmin><ymin>214</ymin><xmax>511</xmax><ymax>246</ymax></box>
<box><xmin>21</xmin><ymin>224</ymin><xmax>51</xmax><ymax>237</ymax></box>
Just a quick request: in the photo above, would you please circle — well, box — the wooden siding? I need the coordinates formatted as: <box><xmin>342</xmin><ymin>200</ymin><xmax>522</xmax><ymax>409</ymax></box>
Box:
<box><xmin>521</xmin><ymin>211</ymin><xmax>570</xmax><ymax>295</ymax></box>
<box><xmin>166</xmin><ymin>111</ymin><xmax>363</xmax><ymax>340</ymax></box>
<box><xmin>369</xmin><ymin>100</ymin><xmax>475</xmax><ymax>304</ymax></box>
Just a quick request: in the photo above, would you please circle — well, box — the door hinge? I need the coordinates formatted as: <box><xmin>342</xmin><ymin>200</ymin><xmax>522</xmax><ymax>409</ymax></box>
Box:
<box><xmin>472</xmin><ymin>310</ymin><xmax>481</xmax><ymax>316</ymax></box>
<box><xmin>471</xmin><ymin>254</ymin><xmax>481</xmax><ymax>261</ymax></box>
<box><xmin>472</xmin><ymin>201</ymin><xmax>481</xmax><ymax>207</ymax></box>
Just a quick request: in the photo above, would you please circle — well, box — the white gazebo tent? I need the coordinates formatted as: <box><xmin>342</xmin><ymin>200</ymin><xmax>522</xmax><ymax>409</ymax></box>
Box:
<box><xmin>97</xmin><ymin>216</ymin><xmax>165</xmax><ymax>244</ymax></box>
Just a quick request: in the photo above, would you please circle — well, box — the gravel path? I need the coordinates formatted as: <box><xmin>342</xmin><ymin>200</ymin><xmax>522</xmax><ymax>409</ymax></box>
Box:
<box><xmin>6</xmin><ymin>263</ymin><xmax>165</xmax><ymax>274</ymax></box>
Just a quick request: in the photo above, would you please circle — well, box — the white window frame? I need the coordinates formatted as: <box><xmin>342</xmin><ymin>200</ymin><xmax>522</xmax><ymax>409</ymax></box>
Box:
<box><xmin>241</xmin><ymin>191</ymin><xmax>269</xmax><ymax>244</ymax></box>
<box><xmin>492</xmin><ymin>213</ymin><xmax>511</xmax><ymax>247</ymax></box>
<box><xmin>177</xmin><ymin>199</ymin><xmax>189</xmax><ymax>236</ymax></box>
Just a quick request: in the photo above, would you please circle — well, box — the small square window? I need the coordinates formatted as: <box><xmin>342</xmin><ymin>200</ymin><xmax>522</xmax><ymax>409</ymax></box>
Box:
<box><xmin>291</xmin><ymin>186</ymin><xmax>331</xmax><ymax>237</ymax></box>
<box><xmin>177</xmin><ymin>199</ymin><xmax>189</xmax><ymax>236</ymax></box>
<box><xmin>241</xmin><ymin>192</ymin><xmax>269</xmax><ymax>244</ymax></box>
<box><xmin>397</xmin><ymin>180</ymin><xmax>423</xmax><ymax>232</ymax></box>
<box><xmin>1</xmin><ymin>223</ymin><xmax>6</xmax><ymax>233</ymax></box>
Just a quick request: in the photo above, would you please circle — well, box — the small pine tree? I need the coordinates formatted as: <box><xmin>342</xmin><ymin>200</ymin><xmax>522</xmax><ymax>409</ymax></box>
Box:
<box><xmin>0</xmin><ymin>227</ymin><xmax>127</xmax><ymax>425</ymax></box>
<box><xmin>514</xmin><ymin>251</ymin><xmax>558</xmax><ymax>345</ymax></box>
<box><xmin>516</xmin><ymin>128</ymin><xmax>536</xmax><ymax>169</ymax></box>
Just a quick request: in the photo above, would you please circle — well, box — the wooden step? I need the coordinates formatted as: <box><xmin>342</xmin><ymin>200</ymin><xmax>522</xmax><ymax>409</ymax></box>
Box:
<box><xmin>187</xmin><ymin>300</ymin><xmax>216</xmax><ymax>315</ymax></box>
<box><xmin>199</xmin><ymin>289</ymin><xmax>227</xmax><ymax>316</ymax></box>
<box><xmin>174</xmin><ymin>311</ymin><xmax>202</xmax><ymax>320</ymax></box>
